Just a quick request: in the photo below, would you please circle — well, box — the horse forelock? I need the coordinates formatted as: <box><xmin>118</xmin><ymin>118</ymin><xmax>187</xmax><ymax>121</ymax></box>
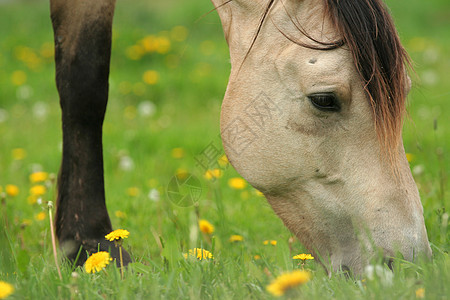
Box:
<box><xmin>323</xmin><ymin>0</ymin><xmax>410</xmax><ymax>170</ymax></box>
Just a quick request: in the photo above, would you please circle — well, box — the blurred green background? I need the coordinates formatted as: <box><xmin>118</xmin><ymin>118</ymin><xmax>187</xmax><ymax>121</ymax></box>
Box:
<box><xmin>0</xmin><ymin>0</ymin><xmax>448</xmax><ymax>298</ymax></box>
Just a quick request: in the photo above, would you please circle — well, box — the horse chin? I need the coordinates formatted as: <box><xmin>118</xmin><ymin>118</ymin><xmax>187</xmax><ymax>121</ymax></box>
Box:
<box><xmin>263</xmin><ymin>182</ymin><xmax>432</xmax><ymax>276</ymax></box>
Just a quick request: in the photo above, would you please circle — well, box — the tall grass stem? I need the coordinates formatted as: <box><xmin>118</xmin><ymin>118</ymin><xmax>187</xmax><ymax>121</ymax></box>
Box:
<box><xmin>48</xmin><ymin>201</ymin><xmax>62</xmax><ymax>280</ymax></box>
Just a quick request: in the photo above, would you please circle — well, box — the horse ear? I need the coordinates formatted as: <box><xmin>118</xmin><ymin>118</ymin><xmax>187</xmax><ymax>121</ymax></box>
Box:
<box><xmin>405</xmin><ymin>75</ymin><xmax>412</xmax><ymax>96</ymax></box>
<box><xmin>211</xmin><ymin>0</ymin><xmax>266</xmax><ymax>64</ymax></box>
<box><xmin>211</xmin><ymin>0</ymin><xmax>233</xmax><ymax>44</ymax></box>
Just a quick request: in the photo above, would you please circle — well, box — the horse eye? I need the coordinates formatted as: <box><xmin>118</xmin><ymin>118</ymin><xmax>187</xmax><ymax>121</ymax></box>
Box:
<box><xmin>308</xmin><ymin>93</ymin><xmax>340</xmax><ymax>112</ymax></box>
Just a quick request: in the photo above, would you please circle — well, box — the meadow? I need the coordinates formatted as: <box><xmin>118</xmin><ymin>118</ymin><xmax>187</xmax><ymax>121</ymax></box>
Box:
<box><xmin>0</xmin><ymin>0</ymin><xmax>448</xmax><ymax>298</ymax></box>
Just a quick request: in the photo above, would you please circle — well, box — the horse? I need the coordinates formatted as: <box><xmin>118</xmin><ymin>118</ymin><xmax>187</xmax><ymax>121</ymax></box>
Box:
<box><xmin>50</xmin><ymin>0</ymin><xmax>432</xmax><ymax>274</ymax></box>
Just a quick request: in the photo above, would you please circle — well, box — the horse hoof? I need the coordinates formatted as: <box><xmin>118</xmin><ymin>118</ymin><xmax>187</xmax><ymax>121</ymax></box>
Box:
<box><xmin>61</xmin><ymin>238</ymin><xmax>132</xmax><ymax>267</ymax></box>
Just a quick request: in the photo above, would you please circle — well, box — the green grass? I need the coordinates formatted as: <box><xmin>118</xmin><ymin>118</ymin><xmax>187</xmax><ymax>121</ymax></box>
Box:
<box><xmin>0</xmin><ymin>0</ymin><xmax>449</xmax><ymax>299</ymax></box>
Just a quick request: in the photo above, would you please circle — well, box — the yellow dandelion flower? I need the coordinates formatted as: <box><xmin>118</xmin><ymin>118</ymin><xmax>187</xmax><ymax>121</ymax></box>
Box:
<box><xmin>199</xmin><ymin>219</ymin><xmax>214</xmax><ymax>234</ymax></box>
<box><xmin>11</xmin><ymin>70</ymin><xmax>27</xmax><ymax>86</ymax></box>
<box><xmin>229</xmin><ymin>235</ymin><xmax>244</xmax><ymax>242</ymax></box>
<box><xmin>254</xmin><ymin>255</ymin><xmax>261</xmax><ymax>260</ymax></box>
<box><xmin>415</xmin><ymin>288</ymin><xmax>425</xmax><ymax>298</ymax></box>
<box><xmin>105</xmin><ymin>229</ymin><xmax>130</xmax><ymax>241</ymax></box>
<box><xmin>155</xmin><ymin>37</ymin><xmax>171</xmax><ymax>54</ymax></box>
<box><xmin>126</xmin><ymin>187</ymin><xmax>140</xmax><ymax>197</ymax></box>
<box><xmin>240</xmin><ymin>190</ymin><xmax>250</xmax><ymax>200</ymax></box>
<box><xmin>12</xmin><ymin>148</ymin><xmax>27</xmax><ymax>160</ymax></box>
<box><xmin>183</xmin><ymin>248</ymin><xmax>214</xmax><ymax>260</ymax></box>
<box><xmin>143</xmin><ymin>70</ymin><xmax>159</xmax><ymax>85</ymax></box>
<box><xmin>170</xmin><ymin>26</ymin><xmax>188</xmax><ymax>42</ymax></box>
<box><xmin>266</xmin><ymin>270</ymin><xmax>311</xmax><ymax>297</ymax></box>
<box><xmin>228</xmin><ymin>177</ymin><xmax>247</xmax><ymax>190</ymax></box>
<box><xmin>218</xmin><ymin>154</ymin><xmax>229</xmax><ymax>167</ymax></box>
<box><xmin>204</xmin><ymin>169</ymin><xmax>223</xmax><ymax>180</ymax></box>
<box><xmin>140</xmin><ymin>35</ymin><xmax>158</xmax><ymax>52</ymax></box>
<box><xmin>35</xmin><ymin>212</ymin><xmax>46</xmax><ymax>221</ymax></box>
<box><xmin>406</xmin><ymin>153</ymin><xmax>414</xmax><ymax>162</ymax></box>
<box><xmin>125</xmin><ymin>45</ymin><xmax>144</xmax><ymax>60</ymax></box>
<box><xmin>255</xmin><ymin>189</ymin><xmax>264</xmax><ymax>197</ymax></box>
<box><xmin>0</xmin><ymin>281</ymin><xmax>14</xmax><ymax>299</ymax></box>
<box><xmin>171</xmin><ymin>147</ymin><xmax>185</xmax><ymax>159</ymax></box>
<box><xmin>40</xmin><ymin>42</ymin><xmax>54</xmax><ymax>58</ymax></box>
<box><xmin>115</xmin><ymin>210</ymin><xmax>127</xmax><ymax>219</ymax></box>
<box><xmin>27</xmin><ymin>195</ymin><xmax>37</xmax><ymax>205</ymax></box>
<box><xmin>5</xmin><ymin>185</ymin><xmax>19</xmax><ymax>197</ymax></box>
<box><xmin>263</xmin><ymin>240</ymin><xmax>277</xmax><ymax>246</ymax></box>
<box><xmin>175</xmin><ymin>168</ymin><xmax>189</xmax><ymax>180</ymax></box>
<box><xmin>14</xmin><ymin>46</ymin><xmax>42</xmax><ymax>70</ymax></box>
<box><xmin>84</xmin><ymin>251</ymin><xmax>112</xmax><ymax>273</ymax></box>
<box><xmin>293</xmin><ymin>253</ymin><xmax>314</xmax><ymax>261</ymax></box>
<box><xmin>29</xmin><ymin>171</ymin><xmax>48</xmax><ymax>183</ymax></box>
<box><xmin>30</xmin><ymin>185</ymin><xmax>46</xmax><ymax>196</ymax></box>
<box><xmin>124</xmin><ymin>105</ymin><xmax>137</xmax><ymax>120</ymax></box>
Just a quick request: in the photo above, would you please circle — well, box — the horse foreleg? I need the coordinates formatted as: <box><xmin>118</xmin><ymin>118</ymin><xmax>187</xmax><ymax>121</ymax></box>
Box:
<box><xmin>50</xmin><ymin>0</ymin><xmax>130</xmax><ymax>265</ymax></box>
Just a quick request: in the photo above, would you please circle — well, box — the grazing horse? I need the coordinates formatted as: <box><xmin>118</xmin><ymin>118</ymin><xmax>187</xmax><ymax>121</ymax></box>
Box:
<box><xmin>50</xmin><ymin>0</ymin><xmax>432</xmax><ymax>274</ymax></box>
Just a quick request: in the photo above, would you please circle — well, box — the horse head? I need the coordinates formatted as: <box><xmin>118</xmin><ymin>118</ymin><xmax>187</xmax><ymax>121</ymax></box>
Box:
<box><xmin>213</xmin><ymin>0</ymin><xmax>432</xmax><ymax>274</ymax></box>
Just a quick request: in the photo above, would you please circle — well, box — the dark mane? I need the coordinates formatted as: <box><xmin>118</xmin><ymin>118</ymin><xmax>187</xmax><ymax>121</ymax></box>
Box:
<box><xmin>245</xmin><ymin>0</ymin><xmax>410</xmax><ymax>166</ymax></box>
<box><xmin>324</xmin><ymin>0</ymin><xmax>410</xmax><ymax>166</ymax></box>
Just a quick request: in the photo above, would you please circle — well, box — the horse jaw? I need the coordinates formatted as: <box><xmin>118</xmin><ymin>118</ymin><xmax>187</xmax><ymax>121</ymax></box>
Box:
<box><xmin>213</xmin><ymin>0</ymin><xmax>431</xmax><ymax>274</ymax></box>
